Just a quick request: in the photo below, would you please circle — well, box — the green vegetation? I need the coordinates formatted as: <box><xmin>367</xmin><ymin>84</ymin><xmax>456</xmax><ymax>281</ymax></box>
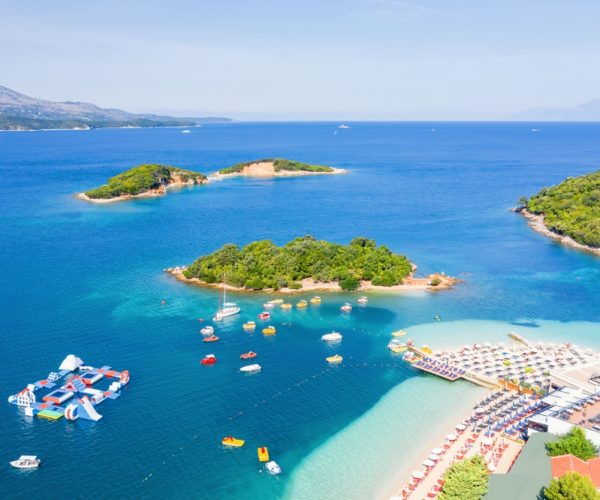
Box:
<box><xmin>439</xmin><ymin>455</ymin><xmax>489</xmax><ymax>500</ymax></box>
<box><xmin>525</xmin><ymin>169</ymin><xmax>600</xmax><ymax>247</ymax></box>
<box><xmin>183</xmin><ymin>236</ymin><xmax>412</xmax><ymax>291</ymax></box>
<box><xmin>218</xmin><ymin>158</ymin><xmax>334</xmax><ymax>174</ymax></box>
<box><xmin>0</xmin><ymin>115</ymin><xmax>196</xmax><ymax>131</ymax></box>
<box><xmin>544</xmin><ymin>472</ymin><xmax>600</xmax><ymax>500</ymax></box>
<box><xmin>84</xmin><ymin>164</ymin><xmax>206</xmax><ymax>199</ymax></box>
<box><xmin>546</xmin><ymin>427</ymin><xmax>598</xmax><ymax>460</ymax></box>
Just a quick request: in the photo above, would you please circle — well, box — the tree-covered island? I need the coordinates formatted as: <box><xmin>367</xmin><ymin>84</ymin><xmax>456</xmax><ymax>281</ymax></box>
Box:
<box><xmin>166</xmin><ymin>236</ymin><xmax>458</xmax><ymax>292</ymax></box>
<box><xmin>78</xmin><ymin>164</ymin><xmax>207</xmax><ymax>202</ymax></box>
<box><xmin>517</xmin><ymin>169</ymin><xmax>600</xmax><ymax>255</ymax></box>
<box><xmin>215</xmin><ymin>158</ymin><xmax>344</xmax><ymax>177</ymax></box>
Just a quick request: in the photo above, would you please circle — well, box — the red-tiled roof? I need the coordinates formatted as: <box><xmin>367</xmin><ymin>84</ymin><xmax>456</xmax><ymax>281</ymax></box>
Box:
<box><xmin>551</xmin><ymin>454</ymin><xmax>600</xmax><ymax>488</ymax></box>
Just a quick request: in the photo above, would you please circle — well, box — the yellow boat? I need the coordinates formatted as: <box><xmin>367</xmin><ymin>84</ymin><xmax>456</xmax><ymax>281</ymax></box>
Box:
<box><xmin>262</xmin><ymin>326</ymin><xmax>277</xmax><ymax>335</ymax></box>
<box><xmin>222</xmin><ymin>436</ymin><xmax>245</xmax><ymax>448</ymax></box>
<box><xmin>326</xmin><ymin>354</ymin><xmax>343</xmax><ymax>364</ymax></box>
<box><xmin>270</xmin><ymin>299</ymin><xmax>284</xmax><ymax>305</ymax></box>
<box><xmin>421</xmin><ymin>345</ymin><xmax>433</xmax><ymax>354</ymax></box>
<box><xmin>390</xmin><ymin>344</ymin><xmax>407</xmax><ymax>353</ymax></box>
<box><xmin>310</xmin><ymin>296</ymin><xmax>321</xmax><ymax>304</ymax></box>
<box><xmin>258</xmin><ymin>447</ymin><xmax>270</xmax><ymax>462</ymax></box>
<box><xmin>280</xmin><ymin>303</ymin><xmax>292</xmax><ymax>310</ymax></box>
<box><xmin>296</xmin><ymin>300</ymin><xmax>308</xmax><ymax>309</ymax></box>
<box><xmin>392</xmin><ymin>330</ymin><xmax>406</xmax><ymax>337</ymax></box>
<box><xmin>243</xmin><ymin>321</ymin><xmax>256</xmax><ymax>330</ymax></box>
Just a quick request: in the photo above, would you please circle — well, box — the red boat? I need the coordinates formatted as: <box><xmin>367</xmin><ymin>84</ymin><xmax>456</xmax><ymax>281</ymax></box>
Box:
<box><xmin>240</xmin><ymin>351</ymin><xmax>257</xmax><ymax>360</ymax></box>
<box><xmin>258</xmin><ymin>312</ymin><xmax>270</xmax><ymax>320</ymax></box>
<box><xmin>201</xmin><ymin>354</ymin><xmax>217</xmax><ymax>365</ymax></box>
<box><xmin>203</xmin><ymin>335</ymin><xmax>220</xmax><ymax>343</ymax></box>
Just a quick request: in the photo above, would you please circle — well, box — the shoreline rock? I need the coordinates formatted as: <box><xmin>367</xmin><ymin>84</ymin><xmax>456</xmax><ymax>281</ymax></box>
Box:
<box><xmin>518</xmin><ymin>207</ymin><xmax>600</xmax><ymax>257</ymax></box>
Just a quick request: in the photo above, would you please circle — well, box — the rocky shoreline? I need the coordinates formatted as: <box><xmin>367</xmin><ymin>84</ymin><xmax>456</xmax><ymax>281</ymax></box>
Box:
<box><xmin>517</xmin><ymin>207</ymin><xmax>600</xmax><ymax>257</ymax></box>
<box><xmin>77</xmin><ymin>177</ymin><xmax>208</xmax><ymax>204</ymax></box>
<box><xmin>164</xmin><ymin>267</ymin><xmax>459</xmax><ymax>294</ymax></box>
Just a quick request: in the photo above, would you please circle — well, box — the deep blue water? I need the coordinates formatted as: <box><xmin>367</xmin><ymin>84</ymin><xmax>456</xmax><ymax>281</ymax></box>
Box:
<box><xmin>1</xmin><ymin>122</ymin><xmax>599</xmax><ymax>499</ymax></box>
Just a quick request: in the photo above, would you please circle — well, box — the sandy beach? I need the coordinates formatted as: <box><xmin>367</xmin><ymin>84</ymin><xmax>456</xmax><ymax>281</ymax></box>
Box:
<box><xmin>519</xmin><ymin>208</ymin><xmax>600</xmax><ymax>257</ymax></box>
<box><xmin>164</xmin><ymin>268</ymin><xmax>459</xmax><ymax>293</ymax></box>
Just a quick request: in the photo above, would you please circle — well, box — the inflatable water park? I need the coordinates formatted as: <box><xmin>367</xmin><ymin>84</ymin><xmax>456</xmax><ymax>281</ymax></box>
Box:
<box><xmin>7</xmin><ymin>354</ymin><xmax>130</xmax><ymax>422</ymax></box>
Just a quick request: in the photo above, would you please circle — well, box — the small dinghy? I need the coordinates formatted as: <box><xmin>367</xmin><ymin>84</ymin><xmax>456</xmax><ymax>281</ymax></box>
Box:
<box><xmin>258</xmin><ymin>312</ymin><xmax>271</xmax><ymax>320</ymax></box>
<box><xmin>310</xmin><ymin>296</ymin><xmax>321</xmax><ymax>304</ymax></box>
<box><xmin>222</xmin><ymin>436</ymin><xmax>245</xmax><ymax>448</ymax></box>
<box><xmin>10</xmin><ymin>455</ymin><xmax>40</xmax><ymax>469</ymax></box>
<box><xmin>243</xmin><ymin>321</ymin><xmax>256</xmax><ymax>331</ymax></box>
<box><xmin>257</xmin><ymin>447</ymin><xmax>270</xmax><ymax>462</ymax></box>
<box><xmin>340</xmin><ymin>303</ymin><xmax>352</xmax><ymax>313</ymax></box>
<box><xmin>280</xmin><ymin>303</ymin><xmax>292</xmax><ymax>310</ymax></box>
<box><xmin>203</xmin><ymin>335</ymin><xmax>219</xmax><ymax>343</ymax></box>
<box><xmin>266</xmin><ymin>460</ymin><xmax>282</xmax><ymax>475</ymax></box>
<box><xmin>321</xmin><ymin>331</ymin><xmax>342</xmax><ymax>342</ymax></box>
<box><xmin>326</xmin><ymin>354</ymin><xmax>343</xmax><ymax>364</ymax></box>
<box><xmin>357</xmin><ymin>296</ymin><xmax>368</xmax><ymax>304</ymax></box>
<box><xmin>262</xmin><ymin>326</ymin><xmax>276</xmax><ymax>335</ymax></box>
<box><xmin>240</xmin><ymin>351</ymin><xmax>257</xmax><ymax>360</ymax></box>
<box><xmin>201</xmin><ymin>354</ymin><xmax>217</xmax><ymax>365</ymax></box>
<box><xmin>240</xmin><ymin>364</ymin><xmax>261</xmax><ymax>373</ymax></box>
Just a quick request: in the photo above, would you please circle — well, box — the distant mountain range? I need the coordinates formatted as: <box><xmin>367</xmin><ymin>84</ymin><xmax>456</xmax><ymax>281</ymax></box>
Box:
<box><xmin>512</xmin><ymin>99</ymin><xmax>600</xmax><ymax>121</ymax></box>
<box><xmin>0</xmin><ymin>85</ymin><xmax>232</xmax><ymax>130</ymax></box>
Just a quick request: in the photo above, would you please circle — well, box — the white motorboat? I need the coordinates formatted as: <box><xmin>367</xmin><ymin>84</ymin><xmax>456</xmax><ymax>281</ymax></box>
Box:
<box><xmin>10</xmin><ymin>455</ymin><xmax>40</xmax><ymax>469</ymax></box>
<box><xmin>200</xmin><ymin>326</ymin><xmax>214</xmax><ymax>335</ymax></box>
<box><xmin>321</xmin><ymin>331</ymin><xmax>342</xmax><ymax>342</ymax></box>
<box><xmin>240</xmin><ymin>364</ymin><xmax>261</xmax><ymax>373</ymax></box>
<box><xmin>340</xmin><ymin>303</ymin><xmax>352</xmax><ymax>312</ymax></box>
<box><xmin>181</xmin><ymin>129</ymin><xmax>191</xmax><ymax>134</ymax></box>
<box><xmin>357</xmin><ymin>296</ymin><xmax>368</xmax><ymax>305</ymax></box>
<box><xmin>266</xmin><ymin>460</ymin><xmax>282</xmax><ymax>475</ymax></box>
<box><xmin>338</xmin><ymin>124</ymin><xmax>350</xmax><ymax>129</ymax></box>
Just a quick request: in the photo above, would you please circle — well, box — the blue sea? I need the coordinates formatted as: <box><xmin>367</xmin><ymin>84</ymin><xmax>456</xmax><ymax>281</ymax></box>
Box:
<box><xmin>1</xmin><ymin>122</ymin><xmax>600</xmax><ymax>499</ymax></box>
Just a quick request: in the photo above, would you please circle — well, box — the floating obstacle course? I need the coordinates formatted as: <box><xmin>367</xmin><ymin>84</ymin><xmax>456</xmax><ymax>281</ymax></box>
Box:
<box><xmin>7</xmin><ymin>354</ymin><xmax>130</xmax><ymax>422</ymax></box>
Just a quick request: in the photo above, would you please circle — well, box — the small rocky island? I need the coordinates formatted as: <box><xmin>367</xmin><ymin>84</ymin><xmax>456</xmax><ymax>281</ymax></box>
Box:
<box><xmin>166</xmin><ymin>236</ymin><xmax>458</xmax><ymax>292</ymax></box>
<box><xmin>213</xmin><ymin>158</ymin><xmax>345</xmax><ymax>178</ymax></box>
<box><xmin>517</xmin><ymin>169</ymin><xmax>600</xmax><ymax>256</ymax></box>
<box><xmin>78</xmin><ymin>164</ymin><xmax>207</xmax><ymax>202</ymax></box>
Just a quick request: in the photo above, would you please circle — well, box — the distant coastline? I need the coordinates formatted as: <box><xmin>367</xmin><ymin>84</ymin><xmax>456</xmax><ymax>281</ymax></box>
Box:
<box><xmin>518</xmin><ymin>208</ymin><xmax>600</xmax><ymax>257</ymax></box>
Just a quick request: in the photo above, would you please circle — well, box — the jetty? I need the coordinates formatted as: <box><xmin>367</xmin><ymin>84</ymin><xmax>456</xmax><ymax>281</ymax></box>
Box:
<box><xmin>406</xmin><ymin>335</ymin><xmax>600</xmax><ymax>392</ymax></box>
<box><xmin>7</xmin><ymin>354</ymin><xmax>130</xmax><ymax>422</ymax></box>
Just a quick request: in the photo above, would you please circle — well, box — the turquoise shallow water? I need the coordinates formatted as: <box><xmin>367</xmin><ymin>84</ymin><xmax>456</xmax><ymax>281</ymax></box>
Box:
<box><xmin>1</xmin><ymin>123</ymin><xmax>600</xmax><ymax>499</ymax></box>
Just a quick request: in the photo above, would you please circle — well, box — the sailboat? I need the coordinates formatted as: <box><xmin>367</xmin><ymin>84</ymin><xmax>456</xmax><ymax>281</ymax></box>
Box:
<box><xmin>213</xmin><ymin>281</ymin><xmax>240</xmax><ymax>321</ymax></box>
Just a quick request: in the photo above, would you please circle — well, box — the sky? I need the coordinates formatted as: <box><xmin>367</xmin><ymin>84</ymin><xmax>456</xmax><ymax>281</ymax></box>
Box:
<box><xmin>1</xmin><ymin>0</ymin><xmax>599</xmax><ymax>120</ymax></box>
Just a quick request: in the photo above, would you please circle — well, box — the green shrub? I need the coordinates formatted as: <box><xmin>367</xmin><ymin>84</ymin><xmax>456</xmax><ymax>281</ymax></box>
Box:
<box><xmin>544</xmin><ymin>472</ymin><xmax>600</xmax><ymax>500</ymax></box>
<box><xmin>546</xmin><ymin>427</ymin><xmax>598</xmax><ymax>460</ymax></box>
<box><xmin>340</xmin><ymin>277</ymin><xmax>360</xmax><ymax>291</ymax></box>
<box><xmin>439</xmin><ymin>455</ymin><xmax>489</xmax><ymax>500</ymax></box>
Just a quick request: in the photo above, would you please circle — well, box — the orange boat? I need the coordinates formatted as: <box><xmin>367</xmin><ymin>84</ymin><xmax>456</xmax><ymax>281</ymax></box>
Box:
<box><xmin>240</xmin><ymin>351</ymin><xmax>257</xmax><ymax>360</ymax></box>
<box><xmin>203</xmin><ymin>335</ymin><xmax>219</xmax><ymax>343</ymax></box>
<box><xmin>201</xmin><ymin>354</ymin><xmax>217</xmax><ymax>365</ymax></box>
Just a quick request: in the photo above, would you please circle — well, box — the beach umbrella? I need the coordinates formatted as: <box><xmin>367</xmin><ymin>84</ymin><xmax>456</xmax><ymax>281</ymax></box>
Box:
<box><xmin>412</xmin><ymin>470</ymin><xmax>425</xmax><ymax>480</ymax></box>
<box><xmin>428</xmin><ymin>454</ymin><xmax>440</xmax><ymax>462</ymax></box>
<box><xmin>423</xmin><ymin>459</ymin><xmax>436</xmax><ymax>468</ymax></box>
<box><xmin>482</xmin><ymin>437</ymin><xmax>493</xmax><ymax>446</ymax></box>
<box><xmin>432</xmin><ymin>448</ymin><xmax>443</xmax><ymax>455</ymax></box>
<box><xmin>446</xmin><ymin>433</ymin><xmax>458</xmax><ymax>441</ymax></box>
